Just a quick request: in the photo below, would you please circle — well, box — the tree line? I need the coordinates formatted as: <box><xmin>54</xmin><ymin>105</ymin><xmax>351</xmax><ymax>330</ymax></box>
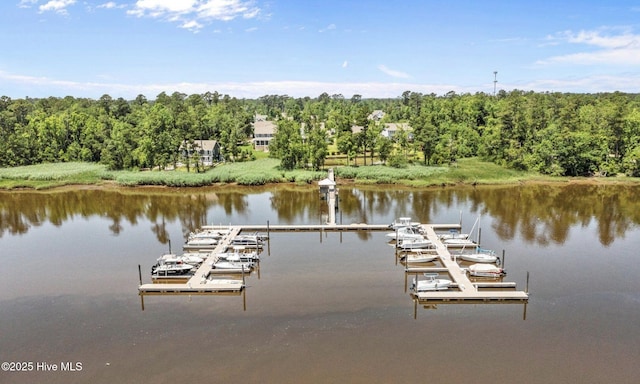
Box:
<box><xmin>1</xmin><ymin>90</ymin><xmax>640</xmax><ymax>176</ymax></box>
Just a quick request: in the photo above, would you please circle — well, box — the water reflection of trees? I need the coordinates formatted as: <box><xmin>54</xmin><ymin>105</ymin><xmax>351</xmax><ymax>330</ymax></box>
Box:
<box><xmin>0</xmin><ymin>184</ymin><xmax>639</xmax><ymax>246</ymax></box>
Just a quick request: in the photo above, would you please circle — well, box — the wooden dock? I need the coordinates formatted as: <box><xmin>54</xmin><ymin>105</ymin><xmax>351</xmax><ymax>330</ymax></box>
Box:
<box><xmin>139</xmin><ymin>222</ymin><xmax>529</xmax><ymax>306</ymax></box>
<box><xmin>139</xmin><ymin>226</ymin><xmax>247</xmax><ymax>295</ymax></box>
<box><xmin>204</xmin><ymin>223</ymin><xmax>462</xmax><ymax>232</ymax></box>
<box><xmin>408</xmin><ymin>225</ymin><xmax>529</xmax><ymax>304</ymax></box>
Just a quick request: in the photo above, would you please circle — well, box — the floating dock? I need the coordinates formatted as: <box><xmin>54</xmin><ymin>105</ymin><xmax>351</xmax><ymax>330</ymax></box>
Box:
<box><xmin>139</xmin><ymin>222</ymin><xmax>529</xmax><ymax>306</ymax></box>
<box><xmin>407</xmin><ymin>225</ymin><xmax>529</xmax><ymax>304</ymax></box>
<box><xmin>139</xmin><ymin>226</ymin><xmax>247</xmax><ymax>295</ymax></box>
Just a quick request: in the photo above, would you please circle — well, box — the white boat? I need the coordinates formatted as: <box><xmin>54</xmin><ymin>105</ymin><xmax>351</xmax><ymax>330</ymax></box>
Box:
<box><xmin>467</xmin><ymin>263</ymin><xmax>506</xmax><ymax>277</ymax></box>
<box><xmin>157</xmin><ymin>253</ymin><xmax>204</xmax><ymax>266</ymax></box>
<box><xmin>386</xmin><ymin>226</ymin><xmax>425</xmax><ymax>241</ymax></box>
<box><xmin>443</xmin><ymin>238</ymin><xmax>477</xmax><ymax>247</ymax></box>
<box><xmin>401</xmin><ymin>250</ymin><xmax>438</xmax><ymax>263</ymax></box>
<box><xmin>211</xmin><ymin>261</ymin><xmax>254</xmax><ymax>271</ymax></box>
<box><xmin>217</xmin><ymin>246</ymin><xmax>259</xmax><ymax>262</ymax></box>
<box><xmin>459</xmin><ymin>252</ymin><xmax>498</xmax><ymax>263</ymax></box>
<box><xmin>438</xmin><ymin>230</ymin><xmax>469</xmax><ymax>240</ymax></box>
<box><xmin>184</xmin><ymin>237</ymin><xmax>218</xmax><ymax>250</ymax></box>
<box><xmin>388</xmin><ymin>217</ymin><xmax>420</xmax><ymax>230</ymax></box>
<box><xmin>411</xmin><ymin>273</ymin><xmax>452</xmax><ymax>291</ymax></box>
<box><xmin>397</xmin><ymin>238</ymin><xmax>434</xmax><ymax>250</ymax></box>
<box><xmin>231</xmin><ymin>234</ymin><xmax>264</xmax><ymax>248</ymax></box>
<box><xmin>151</xmin><ymin>259</ymin><xmax>195</xmax><ymax>275</ymax></box>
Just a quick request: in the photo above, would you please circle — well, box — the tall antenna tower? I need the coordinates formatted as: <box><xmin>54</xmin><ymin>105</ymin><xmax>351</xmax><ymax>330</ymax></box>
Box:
<box><xmin>493</xmin><ymin>71</ymin><xmax>498</xmax><ymax>96</ymax></box>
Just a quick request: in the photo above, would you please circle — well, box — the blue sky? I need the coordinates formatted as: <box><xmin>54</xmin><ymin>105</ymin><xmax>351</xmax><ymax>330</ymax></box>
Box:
<box><xmin>2</xmin><ymin>0</ymin><xmax>640</xmax><ymax>99</ymax></box>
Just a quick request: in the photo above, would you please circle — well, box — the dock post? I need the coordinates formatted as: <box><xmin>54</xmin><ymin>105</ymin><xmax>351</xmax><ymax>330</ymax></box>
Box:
<box><xmin>525</xmin><ymin>271</ymin><xmax>530</xmax><ymax>293</ymax></box>
<box><xmin>394</xmin><ymin>228</ymin><xmax>399</xmax><ymax>258</ymax></box>
<box><xmin>168</xmin><ymin>239</ymin><xmax>172</xmax><ymax>254</ymax></box>
<box><xmin>501</xmin><ymin>249</ymin><xmax>506</xmax><ymax>269</ymax></box>
<box><xmin>243</xmin><ymin>287</ymin><xmax>247</xmax><ymax>311</ymax></box>
<box><xmin>477</xmin><ymin>227</ymin><xmax>482</xmax><ymax>246</ymax></box>
<box><xmin>140</xmin><ymin>294</ymin><xmax>145</xmax><ymax>311</ymax></box>
<box><xmin>413</xmin><ymin>298</ymin><xmax>417</xmax><ymax>319</ymax></box>
<box><xmin>459</xmin><ymin>210</ymin><xmax>462</xmax><ymax>227</ymax></box>
<box><xmin>404</xmin><ymin>268</ymin><xmax>408</xmax><ymax>291</ymax></box>
<box><xmin>138</xmin><ymin>264</ymin><xmax>142</xmax><ymax>285</ymax></box>
<box><xmin>267</xmin><ymin>220</ymin><xmax>271</xmax><ymax>256</ymax></box>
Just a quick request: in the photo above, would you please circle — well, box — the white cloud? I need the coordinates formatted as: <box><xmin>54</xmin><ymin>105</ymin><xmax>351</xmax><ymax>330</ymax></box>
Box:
<box><xmin>245</xmin><ymin>26</ymin><xmax>257</xmax><ymax>32</ymax></box>
<box><xmin>39</xmin><ymin>0</ymin><xmax>76</xmax><ymax>14</ymax></box>
<box><xmin>342</xmin><ymin>61</ymin><xmax>348</xmax><ymax>68</ymax></box>
<box><xmin>180</xmin><ymin>20</ymin><xmax>204</xmax><ymax>32</ymax></box>
<box><xmin>127</xmin><ymin>0</ymin><xmax>260</xmax><ymax>29</ymax></box>
<box><xmin>377</xmin><ymin>65</ymin><xmax>410</xmax><ymax>79</ymax></box>
<box><xmin>97</xmin><ymin>2</ymin><xmax>126</xmax><ymax>10</ymax></box>
<box><xmin>537</xmin><ymin>28</ymin><xmax>640</xmax><ymax>66</ymax></box>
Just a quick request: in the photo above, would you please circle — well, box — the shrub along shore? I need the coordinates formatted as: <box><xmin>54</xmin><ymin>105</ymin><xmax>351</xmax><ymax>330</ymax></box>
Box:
<box><xmin>0</xmin><ymin>158</ymin><xmax>637</xmax><ymax>191</ymax></box>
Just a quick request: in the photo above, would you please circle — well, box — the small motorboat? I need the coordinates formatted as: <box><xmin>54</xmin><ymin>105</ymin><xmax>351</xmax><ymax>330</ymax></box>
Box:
<box><xmin>231</xmin><ymin>235</ymin><xmax>264</xmax><ymax>248</ymax></box>
<box><xmin>388</xmin><ymin>217</ymin><xmax>421</xmax><ymax>230</ymax></box>
<box><xmin>183</xmin><ymin>237</ymin><xmax>218</xmax><ymax>250</ymax></box>
<box><xmin>459</xmin><ymin>252</ymin><xmax>497</xmax><ymax>263</ymax></box>
<box><xmin>467</xmin><ymin>263</ymin><xmax>506</xmax><ymax>277</ymax></box>
<box><xmin>411</xmin><ymin>273</ymin><xmax>452</xmax><ymax>291</ymax></box>
<box><xmin>151</xmin><ymin>259</ymin><xmax>195</xmax><ymax>276</ymax></box>
<box><xmin>157</xmin><ymin>253</ymin><xmax>205</xmax><ymax>266</ymax></box>
<box><xmin>397</xmin><ymin>238</ymin><xmax>434</xmax><ymax>250</ymax></box>
<box><xmin>458</xmin><ymin>248</ymin><xmax>498</xmax><ymax>263</ymax></box>
<box><xmin>211</xmin><ymin>261</ymin><xmax>254</xmax><ymax>271</ymax></box>
<box><xmin>217</xmin><ymin>246</ymin><xmax>259</xmax><ymax>262</ymax></box>
<box><xmin>442</xmin><ymin>238</ymin><xmax>477</xmax><ymax>248</ymax></box>
<box><xmin>438</xmin><ymin>230</ymin><xmax>469</xmax><ymax>240</ymax></box>
<box><xmin>401</xmin><ymin>250</ymin><xmax>438</xmax><ymax>263</ymax></box>
<box><xmin>386</xmin><ymin>226</ymin><xmax>425</xmax><ymax>241</ymax></box>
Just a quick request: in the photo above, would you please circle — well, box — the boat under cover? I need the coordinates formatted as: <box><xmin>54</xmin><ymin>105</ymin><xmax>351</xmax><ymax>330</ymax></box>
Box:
<box><xmin>467</xmin><ymin>263</ymin><xmax>506</xmax><ymax>277</ymax></box>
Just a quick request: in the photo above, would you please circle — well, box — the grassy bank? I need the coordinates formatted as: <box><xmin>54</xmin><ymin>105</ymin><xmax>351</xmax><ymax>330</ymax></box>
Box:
<box><xmin>0</xmin><ymin>158</ymin><xmax>636</xmax><ymax>190</ymax></box>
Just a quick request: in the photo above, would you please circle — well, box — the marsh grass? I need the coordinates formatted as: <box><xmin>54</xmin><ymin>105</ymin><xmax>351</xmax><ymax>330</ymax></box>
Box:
<box><xmin>1</xmin><ymin>157</ymin><xmax>630</xmax><ymax>190</ymax></box>
<box><xmin>0</xmin><ymin>162</ymin><xmax>106</xmax><ymax>189</ymax></box>
<box><xmin>0</xmin><ymin>162</ymin><xmax>106</xmax><ymax>181</ymax></box>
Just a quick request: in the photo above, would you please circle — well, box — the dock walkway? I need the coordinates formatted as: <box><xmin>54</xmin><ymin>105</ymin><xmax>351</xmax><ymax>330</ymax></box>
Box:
<box><xmin>139</xmin><ymin>227</ymin><xmax>245</xmax><ymax>294</ymax></box>
<box><xmin>410</xmin><ymin>225</ymin><xmax>528</xmax><ymax>303</ymax></box>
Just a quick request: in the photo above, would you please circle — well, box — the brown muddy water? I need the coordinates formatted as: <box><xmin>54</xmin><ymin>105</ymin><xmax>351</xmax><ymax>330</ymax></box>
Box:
<box><xmin>1</xmin><ymin>184</ymin><xmax>639</xmax><ymax>383</ymax></box>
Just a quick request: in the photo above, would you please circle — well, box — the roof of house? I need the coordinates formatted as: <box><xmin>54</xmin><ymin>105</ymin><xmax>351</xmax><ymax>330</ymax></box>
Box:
<box><xmin>181</xmin><ymin>139</ymin><xmax>219</xmax><ymax>151</ymax></box>
<box><xmin>254</xmin><ymin>120</ymin><xmax>277</xmax><ymax>135</ymax></box>
<box><xmin>384</xmin><ymin>122</ymin><xmax>411</xmax><ymax>131</ymax></box>
<box><xmin>368</xmin><ymin>110</ymin><xmax>385</xmax><ymax>120</ymax></box>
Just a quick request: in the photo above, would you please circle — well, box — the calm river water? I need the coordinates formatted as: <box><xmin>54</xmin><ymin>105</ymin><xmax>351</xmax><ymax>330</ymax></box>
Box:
<box><xmin>1</xmin><ymin>184</ymin><xmax>639</xmax><ymax>383</ymax></box>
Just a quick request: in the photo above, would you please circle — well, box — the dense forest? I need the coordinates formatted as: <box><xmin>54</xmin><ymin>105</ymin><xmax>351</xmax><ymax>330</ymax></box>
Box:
<box><xmin>1</xmin><ymin>90</ymin><xmax>640</xmax><ymax>177</ymax></box>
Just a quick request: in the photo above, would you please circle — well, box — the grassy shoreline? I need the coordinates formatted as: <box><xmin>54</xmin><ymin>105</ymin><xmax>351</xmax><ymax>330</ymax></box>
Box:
<box><xmin>0</xmin><ymin>158</ymin><xmax>638</xmax><ymax>191</ymax></box>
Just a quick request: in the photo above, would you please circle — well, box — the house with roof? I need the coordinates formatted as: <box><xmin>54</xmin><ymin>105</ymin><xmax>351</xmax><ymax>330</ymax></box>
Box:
<box><xmin>253</xmin><ymin>118</ymin><xmax>277</xmax><ymax>151</ymax></box>
<box><xmin>181</xmin><ymin>139</ymin><xmax>221</xmax><ymax>165</ymax></box>
<box><xmin>381</xmin><ymin>123</ymin><xmax>412</xmax><ymax>140</ymax></box>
